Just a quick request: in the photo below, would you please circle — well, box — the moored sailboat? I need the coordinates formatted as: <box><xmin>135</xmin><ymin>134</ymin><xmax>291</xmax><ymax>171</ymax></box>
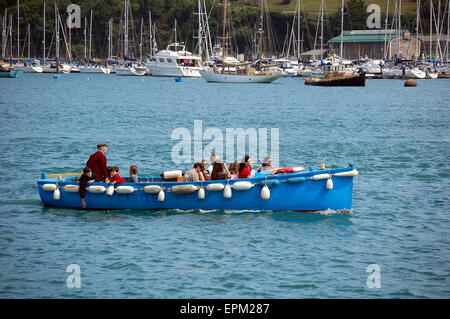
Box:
<box><xmin>199</xmin><ymin>0</ymin><xmax>281</xmax><ymax>83</ymax></box>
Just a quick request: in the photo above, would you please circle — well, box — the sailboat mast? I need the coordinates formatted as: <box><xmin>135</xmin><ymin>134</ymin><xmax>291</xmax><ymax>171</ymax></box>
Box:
<box><xmin>430</xmin><ymin>0</ymin><xmax>433</xmax><ymax>58</ymax></box>
<box><xmin>202</xmin><ymin>0</ymin><xmax>213</xmax><ymax>60</ymax></box>
<box><xmin>257</xmin><ymin>0</ymin><xmax>264</xmax><ymax>60</ymax></box>
<box><xmin>89</xmin><ymin>10</ymin><xmax>92</xmax><ymax>59</ymax></box>
<box><xmin>27</xmin><ymin>23</ymin><xmax>30</xmax><ymax>58</ymax></box>
<box><xmin>55</xmin><ymin>3</ymin><xmax>59</xmax><ymax>60</ymax></box>
<box><xmin>383</xmin><ymin>0</ymin><xmax>390</xmax><ymax>60</ymax></box>
<box><xmin>139</xmin><ymin>18</ymin><xmax>143</xmax><ymax>60</ymax></box>
<box><xmin>297</xmin><ymin>0</ymin><xmax>301</xmax><ymax>57</ymax></box>
<box><xmin>43</xmin><ymin>2</ymin><xmax>45</xmax><ymax>61</ymax></box>
<box><xmin>9</xmin><ymin>15</ymin><xmax>13</xmax><ymax>65</ymax></box>
<box><xmin>108</xmin><ymin>18</ymin><xmax>112</xmax><ymax>60</ymax></box>
<box><xmin>2</xmin><ymin>9</ymin><xmax>7</xmax><ymax>58</ymax></box>
<box><xmin>437</xmin><ymin>0</ymin><xmax>441</xmax><ymax>60</ymax></box>
<box><xmin>84</xmin><ymin>17</ymin><xmax>87</xmax><ymax>58</ymax></box>
<box><xmin>447</xmin><ymin>0</ymin><xmax>449</xmax><ymax>61</ymax></box>
<box><xmin>221</xmin><ymin>0</ymin><xmax>227</xmax><ymax>61</ymax></box>
<box><xmin>320</xmin><ymin>0</ymin><xmax>324</xmax><ymax>60</ymax></box>
<box><xmin>124</xmin><ymin>0</ymin><xmax>128</xmax><ymax>57</ymax></box>
<box><xmin>148</xmin><ymin>11</ymin><xmax>152</xmax><ymax>58</ymax></box>
<box><xmin>416</xmin><ymin>0</ymin><xmax>420</xmax><ymax>58</ymax></box>
<box><xmin>197</xmin><ymin>0</ymin><xmax>203</xmax><ymax>58</ymax></box>
<box><xmin>340</xmin><ymin>0</ymin><xmax>344</xmax><ymax>59</ymax></box>
<box><xmin>17</xmin><ymin>0</ymin><xmax>20</xmax><ymax>59</ymax></box>
<box><xmin>398</xmin><ymin>0</ymin><xmax>401</xmax><ymax>58</ymax></box>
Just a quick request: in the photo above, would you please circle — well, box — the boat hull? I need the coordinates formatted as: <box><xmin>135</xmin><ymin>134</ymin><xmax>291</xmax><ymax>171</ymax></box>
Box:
<box><xmin>147</xmin><ymin>63</ymin><xmax>201</xmax><ymax>77</ymax></box>
<box><xmin>305</xmin><ymin>74</ymin><xmax>365</xmax><ymax>86</ymax></box>
<box><xmin>80</xmin><ymin>67</ymin><xmax>111</xmax><ymax>74</ymax></box>
<box><xmin>37</xmin><ymin>167</ymin><xmax>356</xmax><ymax>212</ymax></box>
<box><xmin>115</xmin><ymin>67</ymin><xmax>147</xmax><ymax>76</ymax></box>
<box><xmin>200</xmin><ymin>70</ymin><xmax>282</xmax><ymax>83</ymax></box>
<box><xmin>0</xmin><ymin>70</ymin><xmax>23</xmax><ymax>78</ymax></box>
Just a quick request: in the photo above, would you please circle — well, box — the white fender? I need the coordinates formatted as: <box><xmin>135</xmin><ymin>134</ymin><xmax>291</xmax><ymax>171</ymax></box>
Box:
<box><xmin>53</xmin><ymin>188</ymin><xmax>61</xmax><ymax>200</ymax></box>
<box><xmin>198</xmin><ymin>187</ymin><xmax>205</xmax><ymax>200</ymax></box>
<box><xmin>333</xmin><ymin>169</ymin><xmax>358</xmax><ymax>177</ymax></box>
<box><xmin>206</xmin><ymin>183</ymin><xmax>225</xmax><ymax>192</ymax></box>
<box><xmin>163</xmin><ymin>170</ymin><xmax>183</xmax><ymax>179</ymax></box>
<box><xmin>231</xmin><ymin>181</ymin><xmax>253</xmax><ymax>191</ymax></box>
<box><xmin>326</xmin><ymin>178</ymin><xmax>333</xmax><ymax>190</ymax></box>
<box><xmin>115</xmin><ymin>186</ymin><xmax>135</xmax><ymax>194</ymax></box>
<box><xmin>223</xmin><ymin>185</ymin><xmax>232</xmax><ymax>199</ymax></box>
<box><xmin>42</xmin><ymin>184</ymin><xmax>57</xmax><ymax>192</ymax></box>
<box><xmin>170</xmin><ymin>184</ymin><xmax>199</xmax><ymax>194</ymax></box>
<box><xmin>261</xmin><ymin>185</ymin><xmax>270</xmax><ymax>200</ymax></box>
<box><xmin>143</xmin><ymin>185</ymin><xmax>162</xmax><ymax>194</ymax></box>
<box><xmin>158</xmin><ymin>189</ymin><xmax>165</xmax><ymax>202</ymax></box>
<box><xmin>87</xmin><ymin>185</ymin><xmax>107</xmax><ymax>194</ymax></box>
<box><xmin>310</xmin><ymin>173</ymin><xmax>331</xmax><ymax>181</ymax></box>
<box><xmin>62</xmin><ymin>184</ymin><xmax>79</xmax><ymax>193</ymax></box>
<box><xmin>106</xmin><ymin>185</ymin><xmax>115</xmax><ymax>196</ymax></box>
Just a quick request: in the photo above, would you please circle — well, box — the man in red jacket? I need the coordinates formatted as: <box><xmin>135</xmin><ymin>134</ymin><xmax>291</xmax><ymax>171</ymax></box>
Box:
<box><xmin>86</xmin><ymin>143</ymin><xmax>109</xmax><ymax>182</ymax></box>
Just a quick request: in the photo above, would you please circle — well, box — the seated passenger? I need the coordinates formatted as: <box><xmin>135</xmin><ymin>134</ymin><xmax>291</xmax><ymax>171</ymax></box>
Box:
<box><xmin>128</xmin><ymin>165</ymin><xmax>138</xmax><ymax>183</ymax></box>
<box><xmin>184</xmin><ymin>163</ymin><xmax>204</xmax><ymax>182</ymax></box>
<box><xmin>211</xmin><ymin>161</ymin><xmax>231</xmax><ymax>180</ymax></box>
<box><xmin>109</xmin><ymin>166</ymin><xmax>126</xmax><ymax>185</ymax></box>
<box><xmin>79</xmin><ymin>167</ymin><xmax>99</xmax><ymax>209</ymax></box>
<box><xmin>228</xmin><ymin>162</ymin><xmax>239</xmax><ymax>179</ymax></box>
<box><xmin>208</xmin><ymin>154</ymin><xmax>220</xmax><ymax>174</ymax></box>
<box><xmin>257</xmin><ymin>157</ymin><xmax>276</xmax><ymax>173</ymax></box>
<box><xmin>200</xmin><ymin>160</ymin><xmax>211</xmax><ymax>181</ymax></box>
<box><xmin>238</xmin><ymin>155</ymin><xmax>254</xmax><ymax>179</ymax></box>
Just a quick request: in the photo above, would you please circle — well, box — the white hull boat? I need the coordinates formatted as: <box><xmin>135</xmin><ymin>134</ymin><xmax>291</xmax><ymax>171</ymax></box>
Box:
<box><xmin>115</xmin><ymin>66</ymin><xmax>147</xmax><ymax>76</ymax></box>
<box><xmin>199</xmin><ymin>70</ymin><xmax>282</xmax><ymax>83</ymax></box>
<box><xmin>13</xmin><ymin>65</ymin><xmax>43</xmax><ymax>73</ymax></box>
<box><xmin>146</xmin><ymin>43</ymin><xmax>202</xmax><ymax>78</ymax></box>
<box><xmin>405</xmin><ymin>68</ymin><xmax>426</xmax><ymax>79</ymax></box>
<box><xmin>80</xmin><ymin>66</ymin><xmax>111</xmax><ymax>74</ymax></box>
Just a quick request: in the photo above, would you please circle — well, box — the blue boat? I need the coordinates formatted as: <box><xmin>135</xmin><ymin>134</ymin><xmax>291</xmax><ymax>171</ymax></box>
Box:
<box><xmin>0</xmin><ymin>69</ymin><xmax>23</xmax><ymax>78</ymax></box>
<box><xmin>37</xmin><ymin>165</ymin><xmax>357</xmax><ymax>212</ymax></box>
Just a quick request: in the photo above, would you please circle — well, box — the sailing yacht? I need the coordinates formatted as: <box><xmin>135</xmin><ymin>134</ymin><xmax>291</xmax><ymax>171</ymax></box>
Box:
<box><xmin>200</xmin><ymin>0</ymin><xmax>281</xmax><ymax>83</ymax></box>
<box><xmin>80</xmin><ymin>64</ymin><xmax>111</xmax><ymax>74</ymax></box>
<box><xmin>115</xmin><ymin>63</ymin><xmax>147</xmax><ymax>76</ymax></box>
<box><xmin>13</xmin><ymin>60</ymin><xmax>43</xmax><ymax>73</ymax></box>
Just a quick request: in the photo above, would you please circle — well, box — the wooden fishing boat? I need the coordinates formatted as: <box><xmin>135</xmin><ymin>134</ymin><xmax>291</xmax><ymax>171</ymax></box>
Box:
<box><xmin>37</xmin><ymin>165</ymin><xmax>358</xmax><ymax>212</ymax></box>
<box><xmin>305</xmin><ymin>72</ymin><xmax>365</xmax><ymax>87</ymax></box>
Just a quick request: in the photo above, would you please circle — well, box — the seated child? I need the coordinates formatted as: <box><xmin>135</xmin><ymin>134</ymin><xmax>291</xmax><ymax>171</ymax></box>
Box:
<box><xmin>109</xmin><ymin>166</ymin><xmax>126</xmax><ymax>185</ymax></box>
<box><xmin>128</xmin><ymin>165</ymin><xmax>138</xmax><ymax>183</ymax></box>
<box><xmin>79</xmin><ymin>167</ymin><xmax>99</xmax><ymax>209</ymax></box>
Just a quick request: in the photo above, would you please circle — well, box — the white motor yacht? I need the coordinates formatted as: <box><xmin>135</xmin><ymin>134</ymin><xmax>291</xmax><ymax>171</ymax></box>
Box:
<box><xmin>146</xmin><ymin>43</ymin><xmax>202</xmax><ymax>77</ymax></box>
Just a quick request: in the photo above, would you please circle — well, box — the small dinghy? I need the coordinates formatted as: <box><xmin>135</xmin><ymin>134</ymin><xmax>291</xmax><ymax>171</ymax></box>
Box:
<box><xmin>37</xmin><ymin>165</ymin><xmax>358</xmax><ymax>212</ymax></box>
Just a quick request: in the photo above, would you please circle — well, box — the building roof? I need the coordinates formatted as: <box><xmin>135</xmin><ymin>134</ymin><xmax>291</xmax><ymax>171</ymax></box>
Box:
<box><xmin>328</xmin><ymin>29</ymin><xmax>413</xmax><ymax>44</ymax></box>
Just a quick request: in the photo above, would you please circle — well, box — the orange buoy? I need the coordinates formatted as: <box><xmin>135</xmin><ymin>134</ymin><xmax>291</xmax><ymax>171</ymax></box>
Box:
<box><xmin>404</xmin><ymin>79</ymin><xmax>417</xmax><ymax>87</ymax></box>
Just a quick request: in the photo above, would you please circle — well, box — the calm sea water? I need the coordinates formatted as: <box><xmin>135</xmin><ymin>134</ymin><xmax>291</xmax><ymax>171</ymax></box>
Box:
<box><xmin>0</xmin><ymin>74</ymin><xmax>449</xmax><ymax>298</ymax></box>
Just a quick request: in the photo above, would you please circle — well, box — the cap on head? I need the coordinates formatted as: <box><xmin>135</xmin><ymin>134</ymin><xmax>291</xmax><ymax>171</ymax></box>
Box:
<box><xmin>97</xmin><ymin>143</ymin><xmax>108</xmax><ymax>149</ymax></box>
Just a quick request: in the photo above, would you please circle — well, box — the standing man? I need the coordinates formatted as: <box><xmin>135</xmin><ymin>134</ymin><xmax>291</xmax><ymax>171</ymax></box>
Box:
<box><xmin>86</xmin><ymin>143</ymin><xmax>109</xmax><ymax>182</ymax></box>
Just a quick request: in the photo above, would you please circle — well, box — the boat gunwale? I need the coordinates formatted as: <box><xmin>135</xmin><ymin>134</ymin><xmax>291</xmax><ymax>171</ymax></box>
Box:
<box><xmin>37</xmin><ymin>166</ymin><xmax>355</xmax><ymax>188</ymax></box>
